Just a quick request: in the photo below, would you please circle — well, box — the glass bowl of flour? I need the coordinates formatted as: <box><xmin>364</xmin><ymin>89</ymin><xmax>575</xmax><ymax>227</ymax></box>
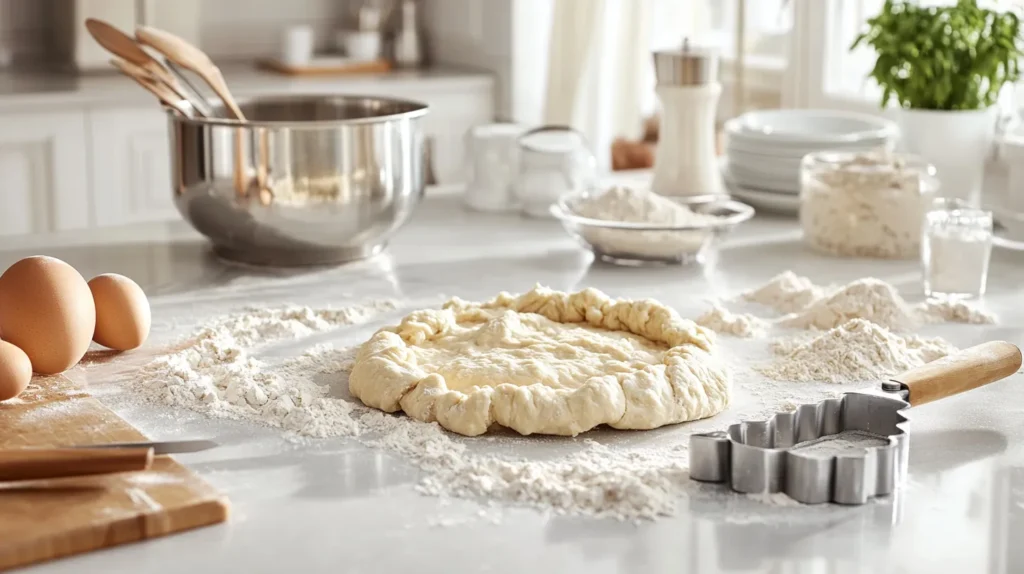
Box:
<box><xmin>551</xmin><ymin>186</ymin><xmax>754</xmax><ymax>265</ymax></box>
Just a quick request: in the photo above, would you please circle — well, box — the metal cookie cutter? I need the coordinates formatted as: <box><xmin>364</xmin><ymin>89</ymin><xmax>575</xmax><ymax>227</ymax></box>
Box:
<box><xmin>689</xmin><ymin>341</ymin><xmax>1022</xmax><ymax>505</ymax></box>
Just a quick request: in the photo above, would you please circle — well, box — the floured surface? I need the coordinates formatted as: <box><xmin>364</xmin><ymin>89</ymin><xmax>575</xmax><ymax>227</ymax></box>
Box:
<box><xmin>114</xmin><ymin>297</ymin><xmax>857</xmax><ymax>521</ymax></box>
<box><xmin>0</xmin><ymin>374</ymin><xmax>228</xmax><ymax>571</ymax></box>
<box><xmin>101</xmin><ymin>271</ymin><xmax>1005</xmax><ymax>523</ymax></box>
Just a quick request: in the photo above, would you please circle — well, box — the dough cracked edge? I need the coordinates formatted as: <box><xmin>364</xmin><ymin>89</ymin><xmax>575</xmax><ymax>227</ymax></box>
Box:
<box><xmin>349</xmin><ymin>285</ymin><xmax>731</xmax><ymax>436</ymax></box>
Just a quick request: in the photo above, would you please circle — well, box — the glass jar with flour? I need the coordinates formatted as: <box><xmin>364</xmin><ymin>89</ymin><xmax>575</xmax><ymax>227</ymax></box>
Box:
<box><xmin>799</xmin><ymin>150</ymin><xmax>939</xmax><ymax>258</ymax></box>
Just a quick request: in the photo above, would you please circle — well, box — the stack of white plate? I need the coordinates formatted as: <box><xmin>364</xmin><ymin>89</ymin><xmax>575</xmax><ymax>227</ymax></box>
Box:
<box><xmin>722</xmin><ymin>109</ymin><xmax>899</xmax><ymax>214</ymax></box>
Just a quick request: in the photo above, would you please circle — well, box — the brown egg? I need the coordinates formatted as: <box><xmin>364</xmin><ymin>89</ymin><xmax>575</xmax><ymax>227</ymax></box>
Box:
<box><xmin>0</xmin><ymin>256</ymin><xmax>96</xmax><ymax>375</ymax></box>
<box><xmin>0</xmin><ymin>340</ymin><xmax>31</xmax><ymax>401</ymax></box>
<box><xmin>89</xmin><ymin>273</ymin><xmax>151</xmax><ymax>351</ymax></box>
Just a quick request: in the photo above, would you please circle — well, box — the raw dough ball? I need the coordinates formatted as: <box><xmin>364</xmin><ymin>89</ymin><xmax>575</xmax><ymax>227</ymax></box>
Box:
<box><xmin>0</xmin><ymin>256</ymin><xmax>96</xmax><ymax>375</ymax></box>
<box><xmin>349</xmin><ymin>285</ymin><xmax>730</xmax><ymax>436</ymax></box>
<box><xmin>89</xmin><ymin>274</ymin><xmax>151</xmax><ymax>350</ymax></box>
<box><xmin>0</xmin><ymin>340</ymin><xmax>32</xmax><ymax>401</ymax></box>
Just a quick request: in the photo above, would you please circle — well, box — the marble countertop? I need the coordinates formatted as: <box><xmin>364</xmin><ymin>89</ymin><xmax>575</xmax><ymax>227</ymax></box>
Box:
<box><xmin>0</xmin><ymin>64</ymin><xmax>493</xmax><ymax>111</ymax></box>
<box><xmin>4</xmin><ymin>192</ymin><xmax>1024</xmax><ymax>574</ymax></box>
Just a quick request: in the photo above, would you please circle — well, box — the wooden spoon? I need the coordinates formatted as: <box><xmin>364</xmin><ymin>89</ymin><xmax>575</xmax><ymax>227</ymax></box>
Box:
<box><xmin>134</xmin><ymin>25</ymin><xmax>245</xmax><ymax>121</ymax></box>
<box><xmin>135</xmin><ymin>25</ymin><xmax>266</xmax><ymax>198</ymax></box>
<box><xmin>84</xmin><ymin>18</ymin><xmax>204</xmax><ymax>115</ymax></box>
<box><xmin>110</xmin><ymin>58</ymin><xmax>192</xmax><ymax>117</ymax></box>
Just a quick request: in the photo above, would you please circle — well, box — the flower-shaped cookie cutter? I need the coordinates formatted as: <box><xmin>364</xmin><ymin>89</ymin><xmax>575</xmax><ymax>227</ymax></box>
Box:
<box><xmin>688</xmin><ymin>341</ymin><xmax>1022</xmax><ymax>505</ymax></box>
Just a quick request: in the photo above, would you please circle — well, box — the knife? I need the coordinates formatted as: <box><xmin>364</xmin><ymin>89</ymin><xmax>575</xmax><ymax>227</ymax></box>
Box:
<box><xmin>70</xmin><ymin>439</ymin><xmax>219</xmax><ymax>455</ymax></box>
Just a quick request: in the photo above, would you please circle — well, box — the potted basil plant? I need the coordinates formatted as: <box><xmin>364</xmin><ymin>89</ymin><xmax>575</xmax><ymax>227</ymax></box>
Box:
<box><xmin>852</xmin><ymin>0</ymin><xmax>1023</xmax><ymax>205</ymax></box>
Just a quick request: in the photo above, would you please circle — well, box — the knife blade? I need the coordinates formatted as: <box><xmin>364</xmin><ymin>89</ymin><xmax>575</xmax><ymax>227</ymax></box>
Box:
<box><xmin>71</xmin><ymin>439</ymin><xmax>219</xmax><ymax>455</ymax></box>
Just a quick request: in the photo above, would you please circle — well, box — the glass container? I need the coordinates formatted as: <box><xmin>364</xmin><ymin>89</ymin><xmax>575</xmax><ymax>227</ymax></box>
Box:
<box><xmin>463</xmin><ymin>123</ymin><xmax>525</xmax><ymax>212</ymax></box>
<box><xmin>921</xmin><ymin>201</ymin><xmax>993</xmax><ymax>299</ymax></box>
<box><xmin>513</xmin><ymin>126</ymin><xmax>597</xmax><ymax>218</ymax></box>
<box><xmin>799</xmin><ymin>150</ymin><xmax>938</xmax><ymax>259</ymax></box>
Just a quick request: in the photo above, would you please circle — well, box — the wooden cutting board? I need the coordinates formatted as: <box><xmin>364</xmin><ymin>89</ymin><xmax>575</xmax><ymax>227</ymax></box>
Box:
<box><xmin>0</xmin><ymin>375</ymin><xmax>229</xmax><ymax>571</ymax></box>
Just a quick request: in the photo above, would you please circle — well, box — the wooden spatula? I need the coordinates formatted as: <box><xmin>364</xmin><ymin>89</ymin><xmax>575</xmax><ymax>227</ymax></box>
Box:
<box><xmin>110</xmin><ymin>58</ymin><xmax>193</xmax><ymax>116</ymax></box>
<box><xmin>135</xmin><ymin>25</ymin><xmax>265</xmax><ymax>198</ymax></box>
<box><xmin>84</xmin><ymin>18</ymin><xmax>207</xmax><ymax>116</ymax></box>
<box><xmin>134</xmin><ymin>25</ymin><xmax>245</xmax><ymax>121</ymax></box>
<box><xmin>0</xmin><ymin>447</ymin><xmax>153</xmax><ymax>482</ymax></box>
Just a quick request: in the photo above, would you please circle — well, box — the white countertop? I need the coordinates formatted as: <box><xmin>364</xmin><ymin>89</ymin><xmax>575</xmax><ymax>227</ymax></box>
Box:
<box><xmin>5</xmin><ymin>192</ymin><xmax>1024</xmax><ymax>574</ymax></box>
<box><xmin>0</xmin><ymin>64</ymin><xmax>493</xmax><ymax>111</ymax></box>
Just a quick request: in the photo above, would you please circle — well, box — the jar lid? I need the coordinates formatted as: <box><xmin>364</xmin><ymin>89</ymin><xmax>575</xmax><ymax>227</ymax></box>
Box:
<box><xmin>652</xmin><ymin>38</ymin><xmax>719</xmax><ymax>86</ymax></box>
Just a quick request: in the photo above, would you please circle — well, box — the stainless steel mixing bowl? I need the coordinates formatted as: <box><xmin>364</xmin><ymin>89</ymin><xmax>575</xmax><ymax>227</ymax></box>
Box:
<box><xmin>168</xmin><ymin>95</ymin><xmax>428</xmax><ymax>266</ymax></box>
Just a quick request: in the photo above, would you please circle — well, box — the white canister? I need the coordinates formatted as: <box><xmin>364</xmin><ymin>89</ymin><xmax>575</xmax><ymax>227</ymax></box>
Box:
<box><xmin>999</xmin><ymin>132</ymin><xmax>1024</xmax><ymax>240</ymax></box>
<box><xmin>281</xmin><ymin>25</ymin><xmax>315</xmax><ymax>66</ymax></box>
<box><xmin>342</xmin><ymin>30</ymin><xmax>383</xmax><ymax>61</ymax></box>
<box><xmin>513</xmin><ymin>126</ymin><xmax>597</xmax><ymax>218</ymax></box>
<box><xmin>463</xmin><ymin>123</ymin><xmax>526</xmax><ymax>212</ymax></box>
<box><xmin>899</xmin><ymin>106</ymin><xmax>997</xmax><ymax>207</ymax></box>
<box><xmin>651</xmin><ymin>41</ymin><xmax>724</xmax><ymax>198</ymax></box>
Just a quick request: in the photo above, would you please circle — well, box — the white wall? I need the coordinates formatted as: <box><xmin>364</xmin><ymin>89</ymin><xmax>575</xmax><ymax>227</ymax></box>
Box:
<box><xmin>199</xmin><ymin>0</ymin><xmax>348</xmax><ymax>59</ymax></box>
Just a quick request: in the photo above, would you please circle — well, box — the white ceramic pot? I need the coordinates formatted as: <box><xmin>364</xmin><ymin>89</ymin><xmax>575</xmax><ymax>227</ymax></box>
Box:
<box><xmin>998</xmin><ymin>133</ymin><xmax>1024</xmax><ymax>240</ymax></box>
<box><xmin>899</xmin><ymin>107</ymin><xmax>997</xmax><ymax>206</ymax></box>
<box><xmin>341</xmin><ymin>30</ymin><xmax>382</xmax><ymax>61</ymax></box>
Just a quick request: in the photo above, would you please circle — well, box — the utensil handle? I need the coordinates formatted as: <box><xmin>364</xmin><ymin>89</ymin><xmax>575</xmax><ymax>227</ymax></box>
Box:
<box><xmin>893</xmin><ymin>341</ymin><xmax>1021</xmax><ymax>407</ymax></box>
<box><xmin>0</xmin><ymin>447</ymin><xmax>154</xmax><ymax>482</ymax></box>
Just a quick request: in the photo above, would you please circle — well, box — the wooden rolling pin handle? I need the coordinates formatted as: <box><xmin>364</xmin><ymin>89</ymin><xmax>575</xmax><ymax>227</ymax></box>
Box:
<box><xmin>892</xmin><ymin>341</ymin><xmax>1022</xmax><ymax>407</ymax></box>
<box><xmin>0</xmin><ymin>447</ymin><xmax>154</xmax><ymax>482</ymax></box>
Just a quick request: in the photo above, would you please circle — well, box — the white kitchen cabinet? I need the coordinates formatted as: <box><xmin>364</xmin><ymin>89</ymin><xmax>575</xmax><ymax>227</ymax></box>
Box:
<box><xmin>0</xmin><ymin>111</ymin><xmax>90</xmax><ymax>236</ymax></box>
<box><xmin>87</xmin><ymin>107</ymin><xmax>178</xmax><ymax>227</ymax></box>
<box><xmin>418</xmin><ymin>91</ymin><xmax>493</xmax><ymax>182</ymax></box>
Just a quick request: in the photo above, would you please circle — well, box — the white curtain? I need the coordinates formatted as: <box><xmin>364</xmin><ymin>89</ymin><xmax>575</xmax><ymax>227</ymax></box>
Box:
<box><xmin>542</xmin><ymin>0</ymin><xmax>711</xmax><ymax>170</ymax></box>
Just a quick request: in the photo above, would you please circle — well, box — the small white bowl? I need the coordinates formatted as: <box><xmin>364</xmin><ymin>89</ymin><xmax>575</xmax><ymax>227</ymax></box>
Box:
<box><xmin>726</xmin><ymin>109</ymin><xmax>899</xmax><ymax>146</ymax></box>
<box><xmin>550</xmin><ymin>191</ymin><xmax>755</xmax><ymax>266</ymax></box>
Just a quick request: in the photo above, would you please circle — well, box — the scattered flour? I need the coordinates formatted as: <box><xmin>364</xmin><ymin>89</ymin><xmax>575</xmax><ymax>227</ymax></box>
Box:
<box><xmin>746</xmin><ymin>492</ymin><xmax>803</xmax><ymax>507</ymax></box>
<box><xmin>740</xmin><ymin>271</ymin><xmax>827</xmax><ymax>314</ymax></box>
<box><xmin>915</xmin><ymin>299</ymin><xmax>997</xmax><ymax>325</ymax></box>
<box><xmin>779</xmin><ymin>278</ymin><xmax>916</xmax><ymax>331</ymax></box>
<box><xmin>572</xmin><ymin>186</ymin><xmax>722</xmax><ymax>260</ymax></box>
<box><xmin>134</xmin><ymin>301</ymin><xmax>397</xmax><ymax>437</ymax></box>
<box><xmin>790</xmin><ymin>430</ymin><xmax>890</xmax><ymax>458</ymax></box>
<box><xmin>696</xmin><ymin>304</ymin><xmax>766</xmax><ymax>338</ymax></box>
<box><xmin>127</xmin><ymin>302</ymin><xmax>727</xmax><ymax>521</ymax></box>
<box><xmin>759</xmin><ymin>318</ymin><xmax>957</xmax><ymax>383</ymax></box>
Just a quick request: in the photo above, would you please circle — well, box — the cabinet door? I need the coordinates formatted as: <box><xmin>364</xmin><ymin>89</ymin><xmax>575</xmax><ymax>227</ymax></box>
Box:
<box><xmin>88</xmin><ymin>107</ymin><xmax>177</xmax><ymax>227</ymax></box>
<box><xmin>0</xmin><ymin>111</ymin><xmax>90</xmax><ymax>236</ymax></box>
<box><xmin>418</xmin><ymin>89</ymin><xmax>494</xmax><ymax>183</ymax></box>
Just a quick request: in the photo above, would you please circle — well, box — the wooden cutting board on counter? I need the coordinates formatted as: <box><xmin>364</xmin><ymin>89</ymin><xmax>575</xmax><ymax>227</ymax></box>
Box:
<box><xmin>0</xmin><ymin>375</ymin><xmax>229</xmax><ymax>571</ymax></box>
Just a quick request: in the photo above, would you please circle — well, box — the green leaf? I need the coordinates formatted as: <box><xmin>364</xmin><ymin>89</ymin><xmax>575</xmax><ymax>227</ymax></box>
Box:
<box><xmin>853</xmin><ymin>0</ymin><xmax>1023</xmax><ymax>110</ymax></box>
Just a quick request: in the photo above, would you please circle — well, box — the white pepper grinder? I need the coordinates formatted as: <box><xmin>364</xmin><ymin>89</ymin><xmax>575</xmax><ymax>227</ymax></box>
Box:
<box><xmin>651</xmin><ymin>39</ymin><xmax>724</xmax><ymax>199</ymax></box>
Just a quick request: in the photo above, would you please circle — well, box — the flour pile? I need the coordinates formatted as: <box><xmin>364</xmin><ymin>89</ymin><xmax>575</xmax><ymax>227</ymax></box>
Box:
<box><xmin>740</xmin><ymin>271</ymin><xmax>828</xmax><ymax>314</ymax></box>
<box><xmin>696</xmin><ymin>304</ymin><xmax>766</xmax><ymax>338</ymax></box>
<box><xmin>917</xmin><ymin>299</ymin><xmax>997</xmax><ymax>325</ymax></box>
<box><xmin>760</xmin><ymin>318</ymin><xmax>957</xmax><ymax>383</ymax></box>
<box><xmin>779</xmin><ymin>278</ymin><xmax>916</xmax><ymax>331</ymax></box>
<box><xmin>742</xmin><ymin>272</ymin><xmax>996</xmax><ymax>329</ymax></box>
<box><xmin>573</xmin><ymin>186</ymin><xmax>721</xmax><ymax>259</ymax></box>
